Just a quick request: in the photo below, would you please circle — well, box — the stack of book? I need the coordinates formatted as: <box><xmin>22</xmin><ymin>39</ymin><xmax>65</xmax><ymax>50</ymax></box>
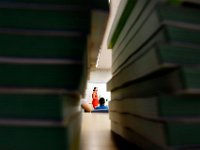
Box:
<box><xmin>107</xmin><ymin>0</ymin><xmax>200</xmax><ymax>149</ymax></box>
<box><xmin>0</xmin><ymin>0</ymin><xmax>109</xmax><ymax>149</ymax></box>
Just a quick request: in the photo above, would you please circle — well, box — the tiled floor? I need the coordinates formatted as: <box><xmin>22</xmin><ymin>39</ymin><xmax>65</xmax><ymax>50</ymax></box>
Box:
<box><xmin>80</xmin><ymin>112</ymin><xmax>119</xmax><ymax>150</ymax></box>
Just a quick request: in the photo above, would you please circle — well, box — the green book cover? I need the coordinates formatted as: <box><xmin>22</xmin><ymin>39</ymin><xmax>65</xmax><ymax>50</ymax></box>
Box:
<box><xmin>110</xmin><ymin>67</ymin><xmax>200</xmax><ymax>99</ymax></box>
<box><xmin>0</xmin><ymin>1</ymin><xmax>109</xmax><ymax>60</ymax></box>
<box><xmin>111</xmin><ymin>121</ymin><xmax>164</xmax><ymax>150</ymax></box>
<box><xmin>0</xmin><ymin>0</ymin><xmax>108</xmax><ymax>9</ymax></box>
<box><xmin>0</xmin><ymin>8</ymin><xmax>90</xmax><ymax>32</ymax></box>
<box><xmin>0</xmin><ymin>1</ymin><xmax>109</xmax><ymax>36</ymax></box>
<box><xmin>0</xmin><ymin>125</ymin><xmax>67</xmax><ymax>150</ymax></box>
<box><xmin>109</xmin><ymin>94</ymin><xmax>200</xmax><ymax>118</ymax></box>
<box><xmin>0</xmin><ymin>63</ymin><xmax>83</xmax><ymax>89</ymax></box>
<box><xmin>110</xmin><ymin>112</ymin><xmax>200</xmax><ymax>149</ymax></box>
<box><xmin>108</xmin><ymin>0</ymin><xmax>148</xmax><ymax>49</ymax></box>
<box><xmin>168</xmin><ymin>0</ymin><xmax>200</xmax><ymax>5</ymax></box>
<box><xmin>0</xmin><ymin>0</ymin><xmax>88</xmax><ymax>5</ymax></box>
<box><xmin>0</xmin><ymin>34</ymin><xmax>86</xmax><ymax>59</ymax></box>
<box><xmin>107</xmin><ymin>0</ymin><xmax>129</xmax><ymax>49</ymax></box>
<box><xmin>108</xmin><ymin>42</ymin><xmax>200</xmax><ymax>90</ymax></box>
<box><xmin>0</xmin><ymin>112</ymin><xmax>82</xmax><ymax>150</ymax></box>
<box><xmin>110</xmin><ymin>0</ymin><xmax>155</xmax><ymax>58</ymax></box>
<box><xmin>108</xmin><ymin>0</ymin><xmax>193</xmax><ymax>49</ymax></box>
<box><xmin>0</xmin><ymin>93</ymin><xmax>80</xmax><ymax>120</ymax></box>
<box><xmin>112</xmin><ymin>4</ymin><xmax>200</xmax><ymax>74</ymax></box>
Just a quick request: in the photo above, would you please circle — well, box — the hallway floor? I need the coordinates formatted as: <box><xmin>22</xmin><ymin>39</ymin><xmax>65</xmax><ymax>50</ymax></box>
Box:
<box><xmin>80</xmin><ymin>112</ymin><xmax>141</xmax><ymax>150</ymax></box>
<box><xmin>80</xmin><ymin>112</ymin><xmax>119</xmax><ymax>150</ymax></box>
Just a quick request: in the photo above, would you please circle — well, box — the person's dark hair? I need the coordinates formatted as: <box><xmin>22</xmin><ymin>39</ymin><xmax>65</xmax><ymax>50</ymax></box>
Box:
<box><xmin>99</xmin><ymin>97</ymin><xmax>105</xmax><ymax>106</ymax></box>
<box><xmin>93</xmin><ymin>87</ymin><xmax>97</xmax><ymax>91</ymax></box>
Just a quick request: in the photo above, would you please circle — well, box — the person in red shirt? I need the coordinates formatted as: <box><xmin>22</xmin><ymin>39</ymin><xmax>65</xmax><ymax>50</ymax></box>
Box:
<box><xmin>92</xmin><ymin>87</ymin><xmax>99</xmax><ymax>109</ymax></box>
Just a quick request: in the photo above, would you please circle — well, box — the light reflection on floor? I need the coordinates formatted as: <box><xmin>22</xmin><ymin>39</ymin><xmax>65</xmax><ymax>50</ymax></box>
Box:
<box><xmin>80</xmin><ymin>113</ymin><xmax>119</xmax><ymax>150</ymax></box>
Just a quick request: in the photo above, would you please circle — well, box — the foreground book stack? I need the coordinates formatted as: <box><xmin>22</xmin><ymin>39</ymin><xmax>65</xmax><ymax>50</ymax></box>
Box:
<box><xmin>0</xmin><ymin>0</ymin><xmax>109</xmax><ymax>150</ymax></box>
<box><xmin>107</xmin><ymin>0</ymin><xmax>200</xmax><ymax>149</ymax></box>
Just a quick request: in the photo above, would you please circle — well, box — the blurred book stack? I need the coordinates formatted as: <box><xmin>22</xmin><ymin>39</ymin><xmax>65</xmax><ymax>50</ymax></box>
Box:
<box><xmin>0</xmin><ymin>0</ymin><xmax>109</xmax><ymax>149</ymax></box>
<box><xmin>107</xmin><ymin>0</ymin><xmax>200</xmax><ymax>149</ymax></box>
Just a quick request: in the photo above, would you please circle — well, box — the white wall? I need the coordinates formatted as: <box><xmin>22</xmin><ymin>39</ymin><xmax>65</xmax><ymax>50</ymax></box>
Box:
<box><xmin>96</xmin><ymin>0</ymin><xmax>121</xmax><ymax>69</ymax></box>
<box><xmin>85</xmin><ymin>82</ymin><xmax>110</xmax><ymax>104</ymax></box>
<box><xmin>82</xmin><ymin>69</ymin><xmax>111</xmax><ymax>107</ymax></box>
<box><xmin>88</xmin><ymin>69</ymin><xmax>111</xmax><ymax>82</ymax></box>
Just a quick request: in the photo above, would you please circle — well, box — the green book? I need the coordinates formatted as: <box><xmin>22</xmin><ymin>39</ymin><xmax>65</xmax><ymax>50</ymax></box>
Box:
<box><xmin>108</xmin><ymin>0</ymin><xmax>189</xmax><ymax>49</ymax></box>
<box><xmin>0</xmin><ymin>0</ymin><xmax>88</xmax><ymax>5</ymax></box>
<box><xmin>168</xmin><ymin>0</ymin><xmax>200</xmax><ymax>5</ymax></box>
<box><xmin>0</xmin><ymin>94</ymin><xmax>80</xmax><ymax>120</ymax></box>
<box><xmin>0</xmin><ymin>1</ymin><xmax>109</xmax><ymax>60</ymax></box>
<box><xmin>109</xmin><ymin>94</ymin><xmax>200</xmax><ymax>118</ymax></box>
<box><xmin>110</xmin><ymin>112</ymin><xmax>200</xmax><ymax>149</ymax></box>
<box><xmin>107</xmin><ymin>0</ymin><xmax>128</xmax><ymax>49</ymax></box>
<box><xmin>0</xmin><ymin>0</ymin><xmax>109</xmax><ymax>33</ymax></box>
<box><xmin>111</xmin><ymin>4</ymin><xmax>200</xmax><ymax>74</ymax></box>
<box><xmin>108</xmin><ymin>42</ymin><xmax>200</xmax><ymax>90</ymax></box>
<box><xmin>0</xmin><ymin>63</ymin><xmax>83</xmax><ymax>89</ymax></box>
<box><xmin>0</xmin><ymin>8</ymin><xmax>90</xmax><ymax>32</ymax></box>
<box><xmin>0</xmin><ymin>0</ymin><xmax>109</xmax><ymax>10</ymax></box>
<box><xmin>111</xmin><ymin>121</ymin><xmax>164</xmax><ymax>150</ymax></box>
<box><xmin>107</xmin><ymin>0</ymin><xmax>143</xmax><ymax>49</ymax></box>
<box><xmin>109</xmin><ymin>0</ymin><xmax>154</xmax><ymax>50</ymax></box>
<box><xmin>0</xmin><ymin>112</ymin><xmax>82</xmax><ymax>150</ymax></box>
<box><xmin>110</xmin><ymin>67</ymin><xmax>200</xmax><ymax>99</ymax></box>
<box><xmin>0</xmin><ymin>34</ymin><xmax>86</xmax><ymax>59</ymax></box>
<box><xmin>108</xmin><ymin>0</ymin><xmax>193</xmax><ymax>49</ymax></box>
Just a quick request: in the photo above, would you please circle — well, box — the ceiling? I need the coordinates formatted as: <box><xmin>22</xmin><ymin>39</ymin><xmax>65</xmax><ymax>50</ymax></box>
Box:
<box><xmin>94</xmin><ymin>0</ymin><xmax>121</xmax><ymax>70</ymax></box>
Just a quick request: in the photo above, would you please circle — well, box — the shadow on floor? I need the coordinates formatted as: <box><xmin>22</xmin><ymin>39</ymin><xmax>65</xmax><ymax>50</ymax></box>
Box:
<box><xmin>111</xmin><ymin>131</ymin><xmax>141</xmax><ymax>150</ymax></box>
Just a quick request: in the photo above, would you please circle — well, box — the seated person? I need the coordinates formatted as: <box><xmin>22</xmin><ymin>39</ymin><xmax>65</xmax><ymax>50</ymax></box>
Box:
<box><xmin>80</xmin><ymin>99</ymin><xmax>91</xmax><ymax>112</ymax></box>
<box><xmin>95</xmin><ymin>97</ymin><xmax>108</xmax><ymax>110</ymax></box>
<box><xmin>81</xmin><ymin>102</ymin><xmax>91</xmax><ymax>112</ymax></box>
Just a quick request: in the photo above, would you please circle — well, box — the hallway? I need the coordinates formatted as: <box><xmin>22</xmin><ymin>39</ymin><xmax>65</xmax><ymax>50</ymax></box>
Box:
<box><xmin>80</xmin><ymin>112</ymin><xmax>140</xmax><ymax>150</ymax></box>
<box><xmin>80</xmin><ymin>113</ymin><xmax>118</xmax><ymax>150</ymax></box>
